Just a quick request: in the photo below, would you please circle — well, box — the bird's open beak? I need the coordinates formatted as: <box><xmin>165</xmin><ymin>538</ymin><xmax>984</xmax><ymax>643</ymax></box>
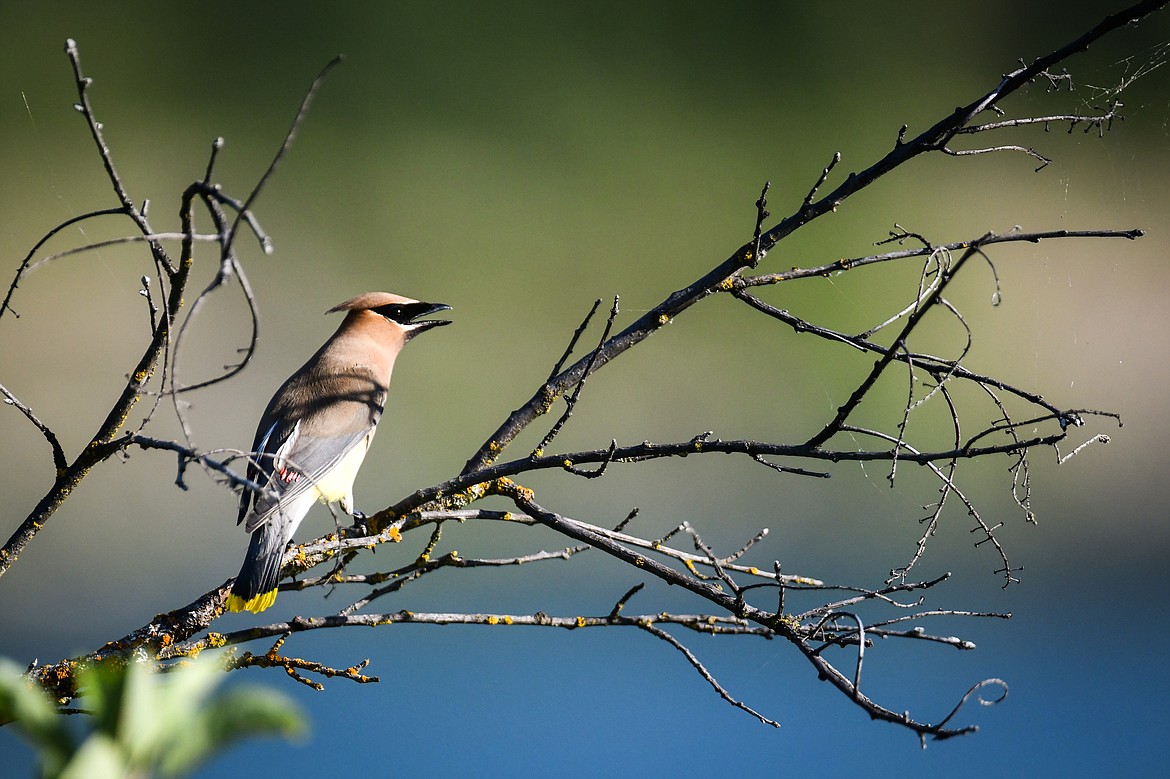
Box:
<box><xmin>406</xmin><ymin>302</ymin><xmax>452</xmax><ymax>335</ymax></box>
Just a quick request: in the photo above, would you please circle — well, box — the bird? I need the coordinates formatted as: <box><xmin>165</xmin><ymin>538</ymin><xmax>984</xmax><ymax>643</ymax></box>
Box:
<box><xmin>226</xmin><ymin>291</ymin><xmax>451</xmax><ymax>613</ymax></box>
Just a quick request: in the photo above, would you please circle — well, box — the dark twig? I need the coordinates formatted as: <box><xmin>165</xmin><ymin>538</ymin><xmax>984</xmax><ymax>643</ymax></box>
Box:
<box><xmin>168</xmin><ymin>188</ymin><xmax>264</xmax><ymax>396</ymax></box>
<box><xmin>533</xmin><ymin>295</ymin><xmax>620</xmax><ymax>455</ymax></box>
<box><xmin>0</xmin><ymin>383</ymin><xmax>68</xmax><ymax>473</ymax></box>
<box><xmin>748</xmin><ymin>180</ymin><xmax>771</xmax><ymax>270</ymax></box>
<box><xmin>64</xmin><ymin>39</ymin><xmax>173</xmax><ymax>274</ymax></box>
<box><xmin>228</xmin><ymin>634</ymin><xmax>377</xmax><ymax>690</ymax></box>
<box><xmin>941</xmin><ymin>143</ymin><xmax>1053</xmax><ymax>172</ymax></box>
<box><xmin>225</xmin><ymin>56</ymin><xmax>343</xmax><ymax>250</ymax></box>
<box><xmin>803</xmin><ymin>240</ymin><xmax>986</xmax><ymax>449</ymax></box>
<box><xmin>548</xmin><ymin>298</ymin><xmax>602</xmax><ymax>382</ymax></box>
<box><xmin>637</xmin><ymin>621</ymin><xmax>780</xmax><ymax>728</ymax></box>
<box><xmin>736</xmin><ymin>228</ymin><xmax>1142</xmax><ymax>291</ymax></box>
<box><xmin>929</xmin><ymin>679</ymin><xmax>1009</xmax><ymax>745</ymax></box>
<box><xmin>1</xmin><ymin>207</ymin><xmax>127</xmax><ymax>321</ymax></box>
<box><xmin>802</xmin><ymin>152</ymin><xmax>840</xmax><ymax>209</ymax></box>
<box><xmin>610</xmin><ymin>583</ymin><xmax>645</xmax><ymax>618</ymax></box>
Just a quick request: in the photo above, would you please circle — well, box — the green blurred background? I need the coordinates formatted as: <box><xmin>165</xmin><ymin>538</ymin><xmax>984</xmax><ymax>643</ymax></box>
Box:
<box><xmin>2</xmin><ymin>2</ymin><xmax>1168</xmax><ymax>775</ymax></box>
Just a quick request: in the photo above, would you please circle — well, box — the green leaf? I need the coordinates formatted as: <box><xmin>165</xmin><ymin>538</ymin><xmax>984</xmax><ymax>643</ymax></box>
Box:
<box><xmin>3</xmin><ymin>656</ymin><xmax>306</xmax><ymax>778</ymax></box>
<box><xmin>0</xmin><ymin>659</ymin><xmax>75</xmax><ymax>775</ymax></box>
<box><xmin>76</xmin><ymin>661</ymin><xmax>128</xmax><ymax>740</ymax></box>
<box><xmin>159</xmin><ymin>686</ymin><xmax>305</xmax><ymax>776</ymax></box>
<box><xmin>58</xmin><ymin>735</ymin><xmax>131</xmax><ymax>779</ymax></box>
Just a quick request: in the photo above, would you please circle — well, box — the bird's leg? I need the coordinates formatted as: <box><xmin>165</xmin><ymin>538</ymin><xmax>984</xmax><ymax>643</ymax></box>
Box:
<box><xmin>340</xmin><ymin>492</ymin><xmax>368</xmax><ymax>535</ymax></box>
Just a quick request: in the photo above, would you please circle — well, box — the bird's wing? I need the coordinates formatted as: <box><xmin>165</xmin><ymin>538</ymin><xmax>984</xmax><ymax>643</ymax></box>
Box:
<box><xmin>239</xmin><ymin>383</ymin><xmax>383</xmax><ymax>533</ymax></box>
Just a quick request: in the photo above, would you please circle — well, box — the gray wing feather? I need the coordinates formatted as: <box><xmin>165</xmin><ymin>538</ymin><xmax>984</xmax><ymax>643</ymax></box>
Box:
<box><xmin>240</xmin><ymin>369</ymin><xmax>384</xmax><ymax>533</ymax></box>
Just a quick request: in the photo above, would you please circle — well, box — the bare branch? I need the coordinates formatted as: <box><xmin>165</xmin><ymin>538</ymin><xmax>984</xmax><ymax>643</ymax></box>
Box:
<box><xmin>548</xmin><ymin>298</ymin><xmax>602</xmax><ymax>382</ymax></box>
<box><xmin>0</xmin><ymin>382</ymin><xmax>68</xmax><ymax>474</ymax></box>
<box><xmin>534</xmin><ymin>295</ymin><xmax>620</xmax><ymax>456</ymax></box>
<box><xmin>227</xmin><ymin>634</ymin><xmax>377</xmax><ymax>690</ymax></box>
<box><xmin>1</xmin><ymin>207</ymin><xmax>127</xmax><ymax>321</ymax></box>
<box><xmin>736</xmin><ymin>228</ymin><xmax>1142</xmax><ymax>290</ymax></box>
<box><xmin>64</xmin><ymin>38</ymin><xmax>173</xmax><ymax>274</ymax></box>
<box><xmin>225</xmin><ymin>55</ymin><xmax>343</xmax><ymax>250</ymax></box>
<box><xmin>637</xmin><ymin>621</ymin><xmax>780</xmax><ymax>728</ymax></box>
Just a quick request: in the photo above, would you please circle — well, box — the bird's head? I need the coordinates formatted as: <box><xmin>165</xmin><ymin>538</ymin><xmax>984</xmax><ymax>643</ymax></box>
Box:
<box><xmin>328</xmin><ymin>291</ymin><xmax>452</xmax><ymax>339</ymax></box>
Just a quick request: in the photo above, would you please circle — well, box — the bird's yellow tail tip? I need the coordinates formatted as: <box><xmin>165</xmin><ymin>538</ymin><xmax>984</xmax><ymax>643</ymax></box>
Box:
<box><xmin>226</xmin><ymin>590</ymin><xmax>278</xmax><ymax>613</ymax></box>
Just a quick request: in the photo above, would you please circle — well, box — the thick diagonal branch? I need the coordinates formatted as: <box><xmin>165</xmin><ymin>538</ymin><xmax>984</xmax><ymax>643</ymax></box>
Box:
<box><xmin>457</xmin><ymin>0</ymin><xmax>1164</xmax><ymax>476</ymax></box>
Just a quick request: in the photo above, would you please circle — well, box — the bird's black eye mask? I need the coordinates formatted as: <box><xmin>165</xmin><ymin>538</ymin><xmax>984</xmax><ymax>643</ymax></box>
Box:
<box><xmin>371</xmin><ymin>303</ymin><xmax>411</xmax><ymax>323</ymax></box>
<box><xmin>373</xmin><ymin>301</ymin><xmax>452</xmax><ymax>331</ymax></box>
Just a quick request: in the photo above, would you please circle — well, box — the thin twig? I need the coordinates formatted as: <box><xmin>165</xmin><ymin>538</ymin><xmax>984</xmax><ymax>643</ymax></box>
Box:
<box><xmin>637</xmin><ymin>621</ymin><xmax>780</xmax><ymax>728</ymax></box>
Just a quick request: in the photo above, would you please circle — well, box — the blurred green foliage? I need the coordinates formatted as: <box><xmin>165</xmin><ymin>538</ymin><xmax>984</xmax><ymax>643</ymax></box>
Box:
<box><xmin>0</xmin><ymin>658</ymin><xmax>304</xmax><ymax>779</ymax></box>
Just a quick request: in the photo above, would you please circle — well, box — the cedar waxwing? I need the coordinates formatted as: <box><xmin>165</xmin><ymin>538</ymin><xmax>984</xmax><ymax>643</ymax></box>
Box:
<box><xmin>226</xmin><ymin>292</ymin><xmax>451</xmax><ymax>613</ymax></box>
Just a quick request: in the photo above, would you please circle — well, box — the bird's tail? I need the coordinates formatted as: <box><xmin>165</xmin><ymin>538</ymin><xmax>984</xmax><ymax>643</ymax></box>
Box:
<box><xmin>227</xmin><ymin>520</ymin><xmax>288</xmax><ymax>613</ymax></box>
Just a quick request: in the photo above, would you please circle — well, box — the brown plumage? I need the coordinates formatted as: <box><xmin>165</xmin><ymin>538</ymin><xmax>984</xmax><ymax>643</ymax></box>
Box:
<box><xmin>227</xmin><ymin>292</ymin><xmax>451</xmax><ymax>613</ymax></box>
